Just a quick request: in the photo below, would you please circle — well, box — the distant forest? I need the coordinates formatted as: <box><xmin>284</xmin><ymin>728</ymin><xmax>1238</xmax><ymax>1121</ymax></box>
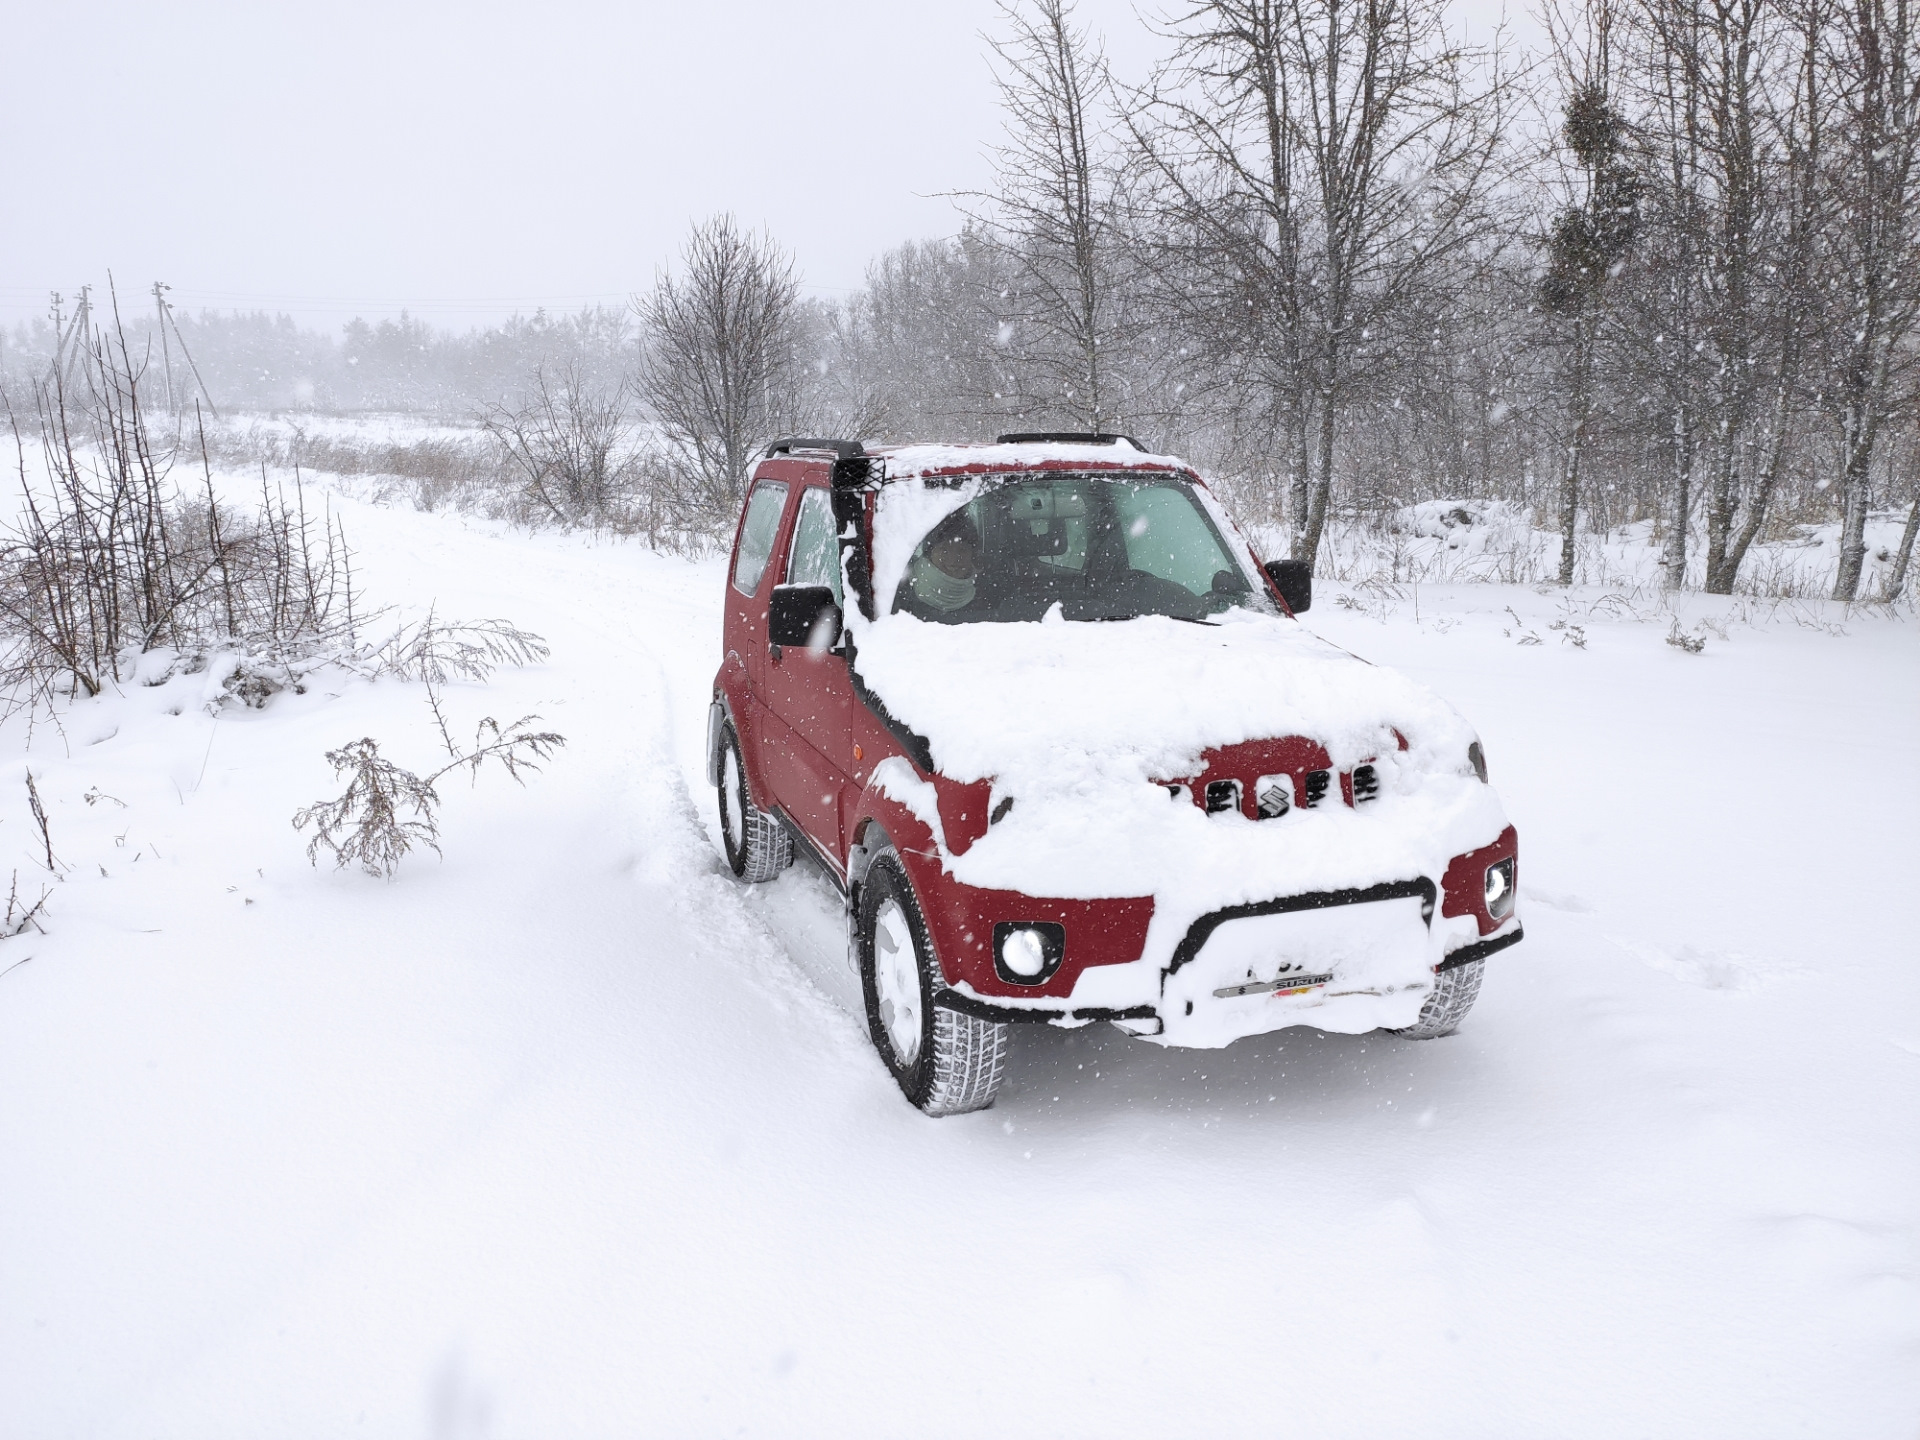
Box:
<box><xmin>5</xmin><ymin>0</ymin><xmax>1919</xmax><ymax>599</ymax></box>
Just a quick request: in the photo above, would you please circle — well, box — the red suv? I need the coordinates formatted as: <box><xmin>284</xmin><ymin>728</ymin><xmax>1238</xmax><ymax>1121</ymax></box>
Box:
<box><xmin>708</xmin><ymin>436</ymin><xmax>1521</xmax><ymax>1115</ymax></box>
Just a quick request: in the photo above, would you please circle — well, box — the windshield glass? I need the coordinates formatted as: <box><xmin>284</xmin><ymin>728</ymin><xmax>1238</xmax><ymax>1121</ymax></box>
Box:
<box><xmin>891</xmin><ymin>473</ymin><xmax>1269</xmax><ymax>624</ymax></box>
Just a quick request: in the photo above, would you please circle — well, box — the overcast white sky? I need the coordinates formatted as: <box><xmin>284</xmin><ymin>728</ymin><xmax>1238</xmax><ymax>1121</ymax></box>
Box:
<box><xmin>0</xmin><ymin>0</ymin><xmax>1537</xmax><ymax>332</ymax></box>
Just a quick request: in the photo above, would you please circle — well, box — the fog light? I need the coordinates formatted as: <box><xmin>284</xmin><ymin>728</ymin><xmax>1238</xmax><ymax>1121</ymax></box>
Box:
<box><xmin>1484</xmin><ymin>858</ymin><xmax>1515</xmax><ymax>920</ymax></box>
<box><xmin>993</xmin><ymin>921</ymin><xmax>1065</xmax><ymax>985</ymax></box>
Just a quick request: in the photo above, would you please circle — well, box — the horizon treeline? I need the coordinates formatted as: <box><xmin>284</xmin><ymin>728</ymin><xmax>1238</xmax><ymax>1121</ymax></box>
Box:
<box><xmin>4</xmin><ymin>0</ymin><xmax>1918</xmax><ymax>600</ymax></box>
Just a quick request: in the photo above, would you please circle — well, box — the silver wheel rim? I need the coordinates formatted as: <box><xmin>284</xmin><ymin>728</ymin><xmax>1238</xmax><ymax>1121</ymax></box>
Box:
<box><xmin>872</xmin><ymin>897</ymin><xmax>922</xmax><ymax>1068</ymax></box>
<box><xmin>721</xmin><ymin>744</ymin><xmax>745</xmax><ymax>854</ymax></box>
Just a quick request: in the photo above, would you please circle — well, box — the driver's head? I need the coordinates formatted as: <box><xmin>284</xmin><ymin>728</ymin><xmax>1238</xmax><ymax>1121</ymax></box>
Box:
<box><xmin>910</xmin><ymin>509</ymin><xmax>980</xmax><ymax>612</ymax></box>
<box><xmin>926</xmin><ymin>510</ymin><xmax>979</xmax><ymax>580</ymax></box>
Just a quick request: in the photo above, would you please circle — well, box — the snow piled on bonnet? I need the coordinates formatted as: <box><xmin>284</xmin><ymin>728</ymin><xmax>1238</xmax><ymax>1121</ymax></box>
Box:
<box><xmin>855</xmin><ymin>606</ymin><xmax>1470</xmax><ymax>783</ymax></box>
<box><xmin>851</xmin><ymin>605</ymin><xmax>1505</xmax><ymax>912</ymax></box>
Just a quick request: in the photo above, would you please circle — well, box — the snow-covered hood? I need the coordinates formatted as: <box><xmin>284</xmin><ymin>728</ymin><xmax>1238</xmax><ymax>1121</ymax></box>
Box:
<box><xmin>850</xmin><ymin>606</ymin><xmax>1510</xmax><ymax>907</ymax></box>
<box><xmin>854</xmin><ymin>606</ymin><xmax>1470</xmax><ymax>787</ymax></box>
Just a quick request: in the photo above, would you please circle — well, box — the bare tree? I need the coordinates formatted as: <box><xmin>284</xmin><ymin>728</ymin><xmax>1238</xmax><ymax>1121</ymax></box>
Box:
<box><xmin>482</xmin><ymin>362</ymin><xmax>633</xmax><ymax>526</ymax></box>
<box><xmin>1810</xmin><ymin>0</ymin><xmax>1920</xmax><ymax>600</ymax></box>
<box><xmin>1703</xmin><ymin>1</ymin><xmax>1827</xmax><ymax>592</ymax></box>
<box><xmin>964</xmin><ymin>0</ymin><xmax>1128</xmax><ymax>429</ymax></box>
<box><xmin>0</xmin><ymin>286</ymin><xmax>356</xmax><ymax>712</ymax></box>
<box><xmin>1540</xmin><ymin>0</ymin><xmax>1640</xmax><ymax>586</ymax></box>
<box><xmin>636</xmin><ymin>216</ymin><xmax>804</xmax><ymax>526</ymax></box>
<box><xmin>1130</xmin><ymin>0</ymin><xmax>1510</xmax><ymax>565</ymax></box>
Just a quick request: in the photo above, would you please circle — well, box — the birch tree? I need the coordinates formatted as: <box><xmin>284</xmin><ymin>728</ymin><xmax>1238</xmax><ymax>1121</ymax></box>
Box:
<box><xmin>1811</xmin><ymin>0</ymin><xmax>1920</xmax><ymax>600</ymax></box>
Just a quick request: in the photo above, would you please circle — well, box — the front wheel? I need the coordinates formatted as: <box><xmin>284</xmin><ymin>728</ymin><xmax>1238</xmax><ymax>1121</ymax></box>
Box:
<box><xmin>1393</xmin><ymin>959</ymin><xmax>1485</xmax><ymax>1039</ymax></box>
<box><xmin>717</xmin><ymin>724</ymin><xmax>792</xmax><ymax>882</ymax></box>
<box><xmin>857</xmin><ymin>852</ymin><xmax>1008</xmax><ymax>1115</ymax></box>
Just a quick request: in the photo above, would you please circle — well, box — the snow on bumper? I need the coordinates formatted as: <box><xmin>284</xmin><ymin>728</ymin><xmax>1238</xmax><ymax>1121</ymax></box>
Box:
<box><xmin>933</xmin><ymin>816</ymin><xmax>1523</xmax><ymax>1049</ymax></box>
<box><xmin>1150</xmin><ymin>881</ymin><xmax>1470</xmax><ymax>1047</ymax></box>
<box><xmin>942</xmin><ymin>883</ymin><xmax>1519</xmax><ymax>1049</ymax></box>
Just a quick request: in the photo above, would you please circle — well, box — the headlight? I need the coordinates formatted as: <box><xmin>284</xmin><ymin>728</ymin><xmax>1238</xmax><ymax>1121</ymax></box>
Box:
<box><xmin>993</xmin><ymin>922</ymin><xmax>1065</xmax><ymax>984</ymax></box>
<box><xmin>1484</xmin><ymin>858</ymin><xmax>1515</xmax><ymax>920</ymax></box>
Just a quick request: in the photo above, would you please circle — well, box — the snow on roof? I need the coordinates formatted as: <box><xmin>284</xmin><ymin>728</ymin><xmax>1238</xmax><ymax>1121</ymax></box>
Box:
<box><xmin>871</xmin><ymin>441</ymin><xmax>1192</xmax><ymax>480</ymax></box>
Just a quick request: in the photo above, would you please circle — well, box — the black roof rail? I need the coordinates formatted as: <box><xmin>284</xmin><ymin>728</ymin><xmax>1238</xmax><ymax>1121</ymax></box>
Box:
<box><xmin>764</xmin><ymin>437</ymin><xmax>866</xmax><ymax>460</ymax></box>
<box><xmin>995</xmin><ymin>431</ymin><xmax>1149</xmax><ymax>452</ymax></box>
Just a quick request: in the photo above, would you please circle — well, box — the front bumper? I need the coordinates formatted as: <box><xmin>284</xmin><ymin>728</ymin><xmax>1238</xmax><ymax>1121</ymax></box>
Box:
<box><xmin>935</xmin><ymin>876</ymin><xmax>1522</xmax><ymax>1048</ymax></box>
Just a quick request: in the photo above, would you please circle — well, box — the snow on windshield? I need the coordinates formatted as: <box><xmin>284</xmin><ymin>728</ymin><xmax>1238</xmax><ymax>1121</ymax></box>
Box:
<box><xmin>885</xmin><ymin>472</ymin><xmax>1271</xmax><ymax>624</ymax></box>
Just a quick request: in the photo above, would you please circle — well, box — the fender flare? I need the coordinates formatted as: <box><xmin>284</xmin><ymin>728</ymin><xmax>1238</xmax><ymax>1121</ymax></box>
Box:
<box><xmin>707</xmin><ymin>682</ymin><xmax>769</xmax><ymax>811</ymax></box>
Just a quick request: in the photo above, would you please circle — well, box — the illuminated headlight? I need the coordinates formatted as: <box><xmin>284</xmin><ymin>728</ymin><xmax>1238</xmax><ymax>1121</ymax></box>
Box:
<box><xmin>1484</xmin><ymin>858</ymin><xmax>1516</xmax><ymax>921</ymax></box>
<box><xmin>993</xmin><ymin>921</ymin><xmax>1065</xmax><ymax>985</ymax></box>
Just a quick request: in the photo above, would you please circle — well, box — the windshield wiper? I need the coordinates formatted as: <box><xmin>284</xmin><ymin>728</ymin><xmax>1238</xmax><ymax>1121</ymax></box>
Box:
<box><xmin>1082</xmin><ymin>612</ymin><xmax>1220</xmax><ymax>626</ymax></box>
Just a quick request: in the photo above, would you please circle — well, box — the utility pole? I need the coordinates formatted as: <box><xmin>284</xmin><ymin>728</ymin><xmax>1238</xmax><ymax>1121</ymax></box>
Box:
<box><xmin>153</xmin><ymin>281</ymin><xmax>177</xmax><ymax>415</ymax></box>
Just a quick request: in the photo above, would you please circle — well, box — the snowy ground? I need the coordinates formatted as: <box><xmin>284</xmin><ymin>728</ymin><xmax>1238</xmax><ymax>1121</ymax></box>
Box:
<box><xmin>2</xmin><ymin>470</ymin><xmax>1917</xmax><ymax>1438</ymax></box>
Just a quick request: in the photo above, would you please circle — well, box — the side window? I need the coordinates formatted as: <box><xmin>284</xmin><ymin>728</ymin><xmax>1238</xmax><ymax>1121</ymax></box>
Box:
<box><xmin>784</xmin><ymin>486</ymin><xmax>843</xmax><ymax>605</ymax></box>
<box><xmin>731</xmin><ymin>481</ymin><xmax>789</xmax><ymax>596</ymax></box>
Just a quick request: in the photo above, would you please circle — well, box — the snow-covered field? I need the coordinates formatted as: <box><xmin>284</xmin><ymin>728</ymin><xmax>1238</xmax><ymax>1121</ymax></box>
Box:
<box><xmin>1</xmin><ymin>461</ymin><xmax>1917</xmax><ymax>1437</ymax></box>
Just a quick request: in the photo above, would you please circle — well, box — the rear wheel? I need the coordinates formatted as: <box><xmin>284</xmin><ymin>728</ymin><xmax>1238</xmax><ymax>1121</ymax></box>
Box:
<box><xmin>857</xmin><ymin>852</ymin><xmax>1008</xmax><ymax>1115</ymax></box>
<box><xmin>717</xmin><ymin>724</ymin><xmax>791</xmax><ymax>882</ymax></box>
<box><xmin>1394</xmin><ymin>959</ymin><xmax>1484</xmax><ymax>1039</ymax></box>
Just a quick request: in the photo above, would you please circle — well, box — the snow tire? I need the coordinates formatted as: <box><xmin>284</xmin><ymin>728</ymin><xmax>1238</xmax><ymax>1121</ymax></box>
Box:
<box><xmin>857</xmin><ymin>852</ymin><xmax>1009</xmax><ymax>1116</ymax></box>
<box><xmin>717</xmin><ymin>724</ymin><xmax>792</xmax><ymax>883</ymax></box>
<box><xmin>1394</xmin><ymin>958</ymin><xmax>1485</xmax><ymax>1039</ymax></box>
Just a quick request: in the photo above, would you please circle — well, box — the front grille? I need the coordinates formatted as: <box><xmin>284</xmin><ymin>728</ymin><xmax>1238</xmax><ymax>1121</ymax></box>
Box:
<box><xmin>1204</xmin><ymin>779</ymin><xmax>1242</xmax><ymax>814</ymax></box>
<box><xmin>1351</xmin><ymin>763</ymin><xmax>1379</xmax><ymax>803</ymax></box>
<box><xmin>1178</xmin><ymin>746</ymin><xmax>1379</xmax><ymax>820</ymax></box>
<box><xmin>1303</xmin><ymin>769</ymin><xmax>1331</xmax><ymax>807</ymax></box>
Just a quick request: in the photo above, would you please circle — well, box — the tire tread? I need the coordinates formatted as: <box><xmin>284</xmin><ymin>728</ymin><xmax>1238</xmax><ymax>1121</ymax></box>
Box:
<box><xmin>1395</xmin><ymin>958</ymin><xmax>1485</xmax><ymax>1039</ymax></box>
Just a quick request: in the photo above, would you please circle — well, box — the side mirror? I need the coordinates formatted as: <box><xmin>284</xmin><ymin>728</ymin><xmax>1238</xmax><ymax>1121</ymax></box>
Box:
<box><xmin>769</xmin><ymin>583</ymin><xmax>842</xmax><ymax>650</ymax></box>
<box><xmin>1263</xmin><ymin>558</ymin><xmax>1312</xmax><ymax>614</ymax></box>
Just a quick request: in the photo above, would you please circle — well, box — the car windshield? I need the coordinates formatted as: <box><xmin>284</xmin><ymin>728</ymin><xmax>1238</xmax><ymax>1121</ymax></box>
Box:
<box><xmin>891</xmin><ymin>473</ymin><xmax>1270</xmax><ymax>624</ymax></box>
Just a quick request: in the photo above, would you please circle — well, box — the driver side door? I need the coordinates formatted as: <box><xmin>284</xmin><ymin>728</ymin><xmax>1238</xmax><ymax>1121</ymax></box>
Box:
<box><xmin>760</xmin><ymin>484</ymin><xmax>854</xmax><ymax>865</ymax></box>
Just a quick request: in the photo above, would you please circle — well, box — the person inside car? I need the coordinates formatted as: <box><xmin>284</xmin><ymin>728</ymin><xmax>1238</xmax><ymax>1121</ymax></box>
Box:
<box><xmin>902</xmin><ymin>509</ymin><xmax>982</xmax><ymax>618</ymax></box>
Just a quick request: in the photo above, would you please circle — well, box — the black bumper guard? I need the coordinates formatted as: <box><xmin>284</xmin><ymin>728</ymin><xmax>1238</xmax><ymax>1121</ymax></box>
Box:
<box><xmin>935</xmin><ymin>877</ymin><xmax>1523</xmax><ymax>1025</ymax></box>
<box><xmin>1166</xmin><ymin>877</ymin><xmax>1439</xmax><ymax>975</ymax></box>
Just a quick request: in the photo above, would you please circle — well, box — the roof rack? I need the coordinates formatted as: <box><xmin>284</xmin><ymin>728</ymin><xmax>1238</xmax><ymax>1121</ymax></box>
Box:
<box><xmin>764</xmin><ymin>437</ymin><xmax>866</xmax><ymax>460</ymax></box>
<box><xmin>995</xmin><ymin>431</ymin><xmax>1148</xmax><ymax>451</ymax></box>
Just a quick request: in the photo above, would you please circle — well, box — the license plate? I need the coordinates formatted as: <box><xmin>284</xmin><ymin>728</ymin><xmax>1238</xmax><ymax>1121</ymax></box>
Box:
<box><xmin>1213</xmin><ymin>971</ymin><xmax>1333</xmax><ymax>1000</ymax></box>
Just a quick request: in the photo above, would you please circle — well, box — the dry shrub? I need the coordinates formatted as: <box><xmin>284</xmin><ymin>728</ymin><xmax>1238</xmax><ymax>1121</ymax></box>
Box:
<box><xmin>295</xmin><ymin>717</ymin><xmax>566</xmax><ymax>879</ymax></box>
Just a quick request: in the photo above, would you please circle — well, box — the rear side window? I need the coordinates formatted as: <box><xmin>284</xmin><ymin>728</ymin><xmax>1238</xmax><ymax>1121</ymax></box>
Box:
<box><xmin>785</xmin><ymin>486</ymin><xmax>843</xmax><ymax>605</ymax></box>
<box><xmin>731</xmin><ymin>481</ymin><xmax>789</xmax><ymax>596</ymax></box>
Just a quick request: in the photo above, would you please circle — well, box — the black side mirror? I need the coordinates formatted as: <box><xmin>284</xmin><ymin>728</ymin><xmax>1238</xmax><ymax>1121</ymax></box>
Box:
<box><xmin>1263</xmin><ymin>558</ymin><xmax>1312</xmax><ymax>614</ymax></box>
<box><xmin>769</xmin><ymin>583</ymin><xmax>842</xmax><ymax>649</ymax></box>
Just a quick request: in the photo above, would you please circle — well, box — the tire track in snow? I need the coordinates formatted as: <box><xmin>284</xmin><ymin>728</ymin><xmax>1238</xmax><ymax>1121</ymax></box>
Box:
<box><xmin>333</xmin><ymin>499</ymin><xmax>871</xmax><ymax>1071</ymax></box>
